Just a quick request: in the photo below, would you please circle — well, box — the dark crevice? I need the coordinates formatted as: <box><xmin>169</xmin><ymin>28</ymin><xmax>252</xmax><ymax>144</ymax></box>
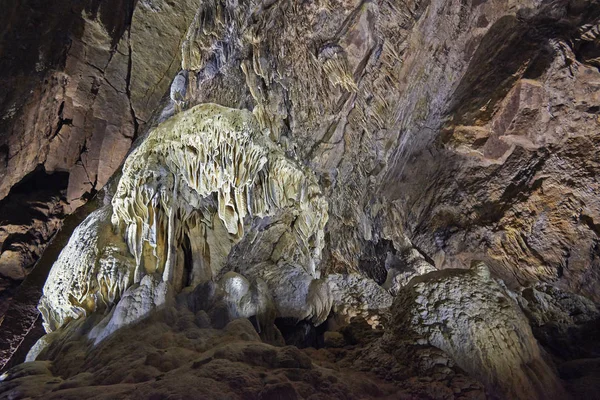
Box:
<box><xmin>581</xmin><ymin>214</ymin><xmax>600</xmax><ymax>238</ymax></box>
<box><xmin>125</xmin><ymin>14</ymin><xmax>140</xmax><ymax>141</ymax></box>
<box><xmin>274</xmin><ymin>318</ymin><xmax>326</xmax><ymax>349</ymax></box>
<box><xmin>182</xmin><ymin>235</ymin><xmax>194</xmax><ymax>288</ymax></box>
<box><xmin>0</xmin><ymin>197</ymin><xmax>101</xmax><ymax>372</ymax></box>
<box><xmin>358</xmin><ymin>239</ymin><xmax>396</xmax><ymax>285</ymax></box>
<box><xmin>0</xmin><ymin>165</ymin><xmax>69</xmax><ymax>216</ymax></box>
<box><xmin>49</xmin><ymin>102</ymin><xmax>73</xmax><ymax>141</ymax></box>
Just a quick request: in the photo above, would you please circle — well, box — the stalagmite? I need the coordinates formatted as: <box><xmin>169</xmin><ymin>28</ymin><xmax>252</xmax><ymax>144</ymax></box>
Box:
<box><xmin>392</xmin><ymin>261</ymin><xmax>569</xmax><ymax>399</ymax></box>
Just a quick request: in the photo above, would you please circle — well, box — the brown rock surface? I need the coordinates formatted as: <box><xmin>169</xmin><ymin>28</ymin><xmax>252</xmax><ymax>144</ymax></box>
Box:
<box><xmin>382</xmin><ymin>0</ymin><xmax>600</xmax><ymax>302</ymax></box>
<box><xmin>0</xmin><ymin>300</ymin><xmax>487</xmax><ymax>400</ymax></box>
<box><xmin>0</xmin><ymin>0</ymin><xmax>201</xmax><ymax>357</ymax></box>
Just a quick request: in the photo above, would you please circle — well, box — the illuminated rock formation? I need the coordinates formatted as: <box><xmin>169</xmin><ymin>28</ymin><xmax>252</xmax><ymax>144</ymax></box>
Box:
<box><xmin>392</xmin><ymin>261</ymin><xmax>568</xmax><ymax>399</ymax></box>
<box><xmin>36</xmin><ymin>103</ymin><xmax>331</xmax><ymax>342</ymax></box>
<box><xmin>1</xmin><ymin>0</ymin><xmax>600</xmax><ymax>398</ymax></box>
<box><xmin>38</xmin><ymin>205</ymin><xmax>134</xmax><ymax>333</ymax></box>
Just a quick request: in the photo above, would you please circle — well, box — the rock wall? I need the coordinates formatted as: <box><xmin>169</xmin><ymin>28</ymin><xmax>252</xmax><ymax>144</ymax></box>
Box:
<box><xmin>0</xmin><ymin>0</ymin><xmax>201</xmax><ymax>341</ymax></box>
<box><xmin>382</xmin><ymin>0</ymin><xmax>600</xmax><ymax>302</ymax></box>
<box><xmin>0</xmin><ymin>0</ymin><xmax>599</xmax><ymax>398</ymax></box>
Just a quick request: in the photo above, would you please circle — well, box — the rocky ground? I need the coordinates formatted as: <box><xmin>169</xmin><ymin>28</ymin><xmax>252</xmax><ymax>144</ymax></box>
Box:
<box><xmin>2</xmin><ymin>262</ymin><xmax>599</xmax><ymax>399</ymax></box>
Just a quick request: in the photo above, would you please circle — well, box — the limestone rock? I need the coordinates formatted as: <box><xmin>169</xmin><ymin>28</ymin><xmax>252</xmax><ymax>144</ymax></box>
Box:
<box><xmin>38</xmin><ymin>205</ymin><xmax>134</xmax><ymax>333</ymax></box>
<box><xmin>129</xmin><ymin>0</ymin><xmax>203</xmax><ymax>122</ymax></box>
<box><xmin>384</xmin><ymin>0</ymin><xmax>600</xmax><ymax>303</ymax></box>
<box><xmin>392</xmin><ymin>261</ymin><xmax>568</xmax><ymax>399</ymax></box>
<box><xmin>2</xmin><ymin>305</ymin><xmax>408</xmax><ymax>399</ymax></box>
<box><xmin>518</xmin><ymin>284</ymin><xmax>600</xmax><ymax>327</ymax></box>
<box><xmin>323</xmin><ymin>331</ymin><xmax>345</xmax><ymax>348</ymax></box>
<box><xmin>1</xmin><ymin>1</ymin><xmax>600</xmax><ymax>399</ymax></box>
<box><xmin>112</xmin><ymin>104</ymin><xmax>328</xmax><ymax>288</ymax></box>
<box><xmin>217</xmin><ymin>272</ymin><xmax>276</xmax><ymax>331</ymax></box>
<box><xmin>327</xmin><ymin>272</ymin><xmax>392</xmax><ymax>324</ymax></box>
<box><xmin>88</xmin><ymin>274</ymin><xmax>168</xmax><ymax>344</ymax></box>
<box><xmin>34</xmin><ymin>103</ymin><xmax>333</xmax><ymax>349</ymax></box>
<box><xmin>382</xmin><ymin>248</ymin><xmax>437</xmax><ymax>295</ymax></box>
<box><xmin>0</xmin><ymin>0</ymin><xmax>202</xmax><ymax>359</ymax></box>
<box><xmin>518</xmin><ymin>284</ymin><xmax>600</xmax><ymax>360</ymax></box>
<box><xmin>0</xmin><ymin>169</ymin><xmax>68</xmax><ymax>318</ymax></box>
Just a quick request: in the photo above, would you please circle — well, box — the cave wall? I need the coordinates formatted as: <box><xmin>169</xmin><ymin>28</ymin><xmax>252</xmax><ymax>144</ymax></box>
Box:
<box><xmin>0</xmin><ymin>0</ymin><xmax>599</xmax><ymax>397</ymax></box>
<box><xmin>0</xmin><ymin>0</ymin><xmax>202</xmax><ymax>319</ymax></box>
<box><xmin>382</xmin><ymin>0</ymin><xmax>600</xmax><ymax>301</ymax></box>
<box><xmin>5</xmin><ymin>0</ymin><xmax>599</xmax><ymax>310</ymax></box>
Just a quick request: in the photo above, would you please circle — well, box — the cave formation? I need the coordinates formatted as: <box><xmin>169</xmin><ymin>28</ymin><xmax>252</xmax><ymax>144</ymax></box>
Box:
<box><xmin>0</xmin><ymin>0</ymin><xmax>599</xmax><ymax>399</ymax></box>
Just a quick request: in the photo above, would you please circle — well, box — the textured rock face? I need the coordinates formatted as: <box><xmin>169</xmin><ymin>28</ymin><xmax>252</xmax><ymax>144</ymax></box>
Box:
<box><xmin>518</xmin><ymin>283</ymin><xmax>600</xmax><ymax>361</ymax></box>
<box><xmin>0</xmin><ymin>0</ymin><xmax>205</xmax><ymax>364</ymax></box>
<box><xmin>392</xmin><ymin>262</ymin><xmax>567</xmax><ymax>399</ymax></box>
<box><xmin>0</xmin><ymin>0</ymin><xmax>202</xmax><ymax>325</ymax></box>
<box><xmin>0</xmin><ymin>170</ymin><xmax>68</xmax><ymax>299</ymax></box>
<box><xmin>37</xmin><ymin>103</ymin><xmax>332</xmax><ymax>341</ymax></box>
<box><xmin>38</xmin><ymin>205</ymin><xmax>133</xmax><ymax>333</ymax></box>
<box><xmin>384</xmin><ymin>0</ymin><xmax>600</xmax><ymax>302</ymax></box>
<box><xmin>0</xmin><ymin>296</ymin><xmax>487</xmax><ymax>400</ymax></box>
<box><xmin>1</xmin><ymin>0</ymin><xmax>600</xmax><ymax>398</ymax></box>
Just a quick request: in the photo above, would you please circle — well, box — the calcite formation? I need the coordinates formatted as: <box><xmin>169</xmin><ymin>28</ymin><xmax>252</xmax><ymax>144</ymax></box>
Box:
<box><xmin>327</xmin><ymin>273</ymin><xmax>391</xmax><ymax>326</ymax></box>
<box><xmin>392</xmin><ymin>261</ymin><xmax>568</xmax><ymax>399</ymax></box>
<box><xmin>0</xmin><ymin>0</ymin><xmax>204</xmax><ymax>360</ymax></box>
<box><xmin>1</xmin><ymin>0</ymin><xmax>600</xmax><ymax>398</ymax></box>
<box><xmin>38</xmin><ymin>205</ymin><xmax>134</xmax><ymax>333</ymax></box>
<box><xmin>36</xmin><ymin>103</ymin><xmax>331</xmax><ymax>341</ymax></box>
<box><xmin>112</xmin><ymin>103</ymin><xmax>328</xmax><ymax>288</ymax></box>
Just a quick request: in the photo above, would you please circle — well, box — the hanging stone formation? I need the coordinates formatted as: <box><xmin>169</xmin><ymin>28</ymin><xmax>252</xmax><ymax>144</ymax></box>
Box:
<box><xmin>37</xmin><ymin>103</ymin><xmax>335</xmax><ymax>344</ymax></box>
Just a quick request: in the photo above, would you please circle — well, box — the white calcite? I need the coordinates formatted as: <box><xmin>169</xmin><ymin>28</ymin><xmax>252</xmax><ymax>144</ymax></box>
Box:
<box><xmin>392</xmin><ymin>261</ymin><xmax>568</xmax><ymax>400</ymax></box>
<box><xmin>37</xmin><ymin>103</ymin><xmax>330</xmax><ymax>342</ymax></box>
<box><xmin>382</xmin><ymin>248</ymin><xmax>436</xmax><ymax>295</ymax></box>
<box><xmin>327</xmin><ymin>273</ymin><xmax>392</xmax><ymax>323</ymax></box>
<box><xmin>38</xmin><ymin>205</ymin><xmax>134</xmax><ymax>333</ymax></box>
<box><xmin>89</xmin><ymin>274</ymin><xmax>168</xmax><ymax>344</ymax></box>
<box><xmin>111</xmin><ymin>104</ymin><xmax>328</xmax><ymax>290</ymax></box>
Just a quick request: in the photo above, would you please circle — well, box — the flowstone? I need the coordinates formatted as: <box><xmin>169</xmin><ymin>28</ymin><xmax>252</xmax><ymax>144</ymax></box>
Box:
<box><xmin>38</xmin><ymin>205</ymin><xmax>134</xmax><ymax>333</ymax></box>
<box><xmin>34</xmin><ymin>103</ymin><xmax>332</xmax><ymax>348</ymax></box>
<box><xmin>392</xmin><ymin>261</ymin><xmax>568</xmax><ymax>400</ymax></box>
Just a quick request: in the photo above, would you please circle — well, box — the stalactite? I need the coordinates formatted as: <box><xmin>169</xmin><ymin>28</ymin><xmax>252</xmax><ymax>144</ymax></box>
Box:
<box><xmin>112</xmin><ymin>104</ymin><xmax>328</xmax><ymax>287</ymax></box>
<box><xmin>38</xmin><ymin>103</ymin><xmax>329</xmax><ymax>336</ymax></box>
<box><xmin>319</xmin><ymin>44</ymin><xmax>358</xmax><ymax>92</ymax></box>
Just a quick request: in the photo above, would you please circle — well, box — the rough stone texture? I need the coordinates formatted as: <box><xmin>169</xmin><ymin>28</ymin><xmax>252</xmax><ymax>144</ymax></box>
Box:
<box><xmin>382</xmin><ymin>248</ymin><xmax>436</xmax><ymax>295</ymax></box>
<box><xmin>0</xmin><ymin>302</ymin><xmax>486</xmax><ymax>400</ymax></box>
<box><xmin>392</xmin><ymin>262</ymin><xmax>568</xmax><ymax>399</ymax></box>
<box><xmin>1</xmin><ymin>0</ymin><xmax>600</xmax><ymax>397</ymax></box>
<box><xmin>0</xmin><ymin>169</ymin><xmax>68</xmax><ymax>308</ymax></box>
<box><xmin>38</xmin><ymin>205</ymin><xmax>133</xmax><ymax>333</ymax></box>
<box><xmin>518</xmin><ymin>283</ymin><xmax>600</xmax><ymax>361</ymax></box>
<box><xmin>129</xmin><ymin>0</ymin><xmax>202</xmax><ymax>123</ymax></box>
<box><xmin>0</xmin><ymin>198</ymin><xmax>102</xmax><ymax>372</ymax></box>
<box><xmin>0</xmin><ymin>0</ymin><xmax>203</xmax><ymax>365</ymax></box>
<box><xmin>0</xmin><ymin>0</ymin><xmax>201</xmax><ymax>206</ymax></box>
<box><xmin>327</xmin><ymin>273</ymin><xmax>392</xmax><ymax>325</ymax></box>
<box><xmin>34</xmin><ymin>103</ymin><xmax>335</xmax><ymax>350</ymax></box>
<box><xmin>383</xmin><ymin>0</ymin><xmax>600</xmax><ymax>303</ymax></box>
